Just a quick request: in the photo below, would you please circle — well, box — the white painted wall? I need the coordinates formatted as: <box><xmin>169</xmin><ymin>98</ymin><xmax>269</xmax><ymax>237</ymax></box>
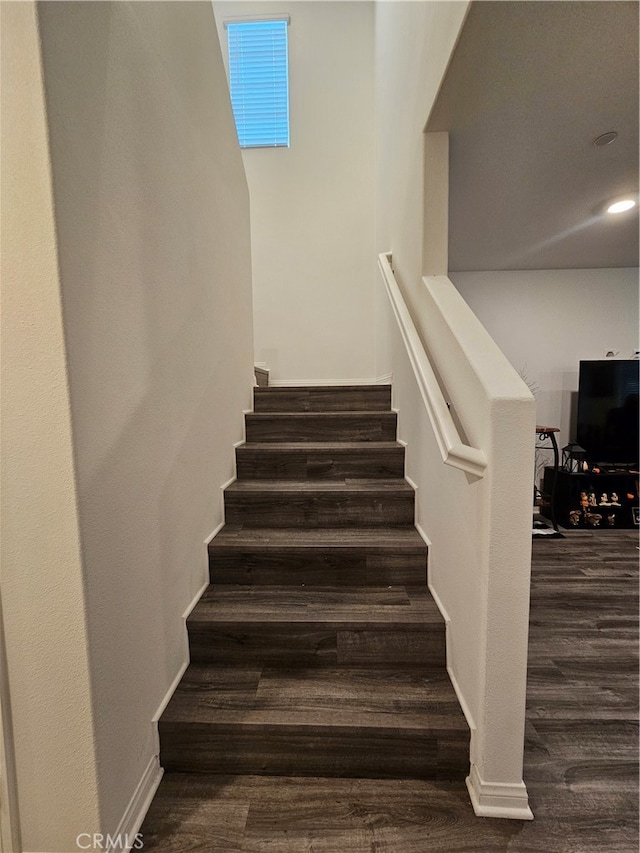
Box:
<box><xmin>32</xmin><ymin>0</ymin><xmax>254</xmax><ymax>845</ymax></box>
<box><xmin>450</xmin><ymin>268</ymin><xmax>640</xmax><ymax>452</ymax></box>
<box><xmin>1</xmin><ymin>4</ymin><xmax>101</xmax><ymax>850</ymax></box>
<box><xmin>374</xmin><ymin>1</ymin><xmax>469</xmax><ymax>311</ymax></box>
<box><xmin>214</xmin><ymin>1</ymin><xmax>377</xmax><ymax>384</ymax></box>
<box><xmin>375</xmin><ymin>2</ymin><xmax>536</xmax><ymax>818</ymax></box>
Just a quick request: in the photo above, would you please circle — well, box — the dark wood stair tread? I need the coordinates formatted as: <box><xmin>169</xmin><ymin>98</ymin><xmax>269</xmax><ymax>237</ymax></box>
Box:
<box><xmin>188</xmin><ymin>585</ymin><xmax>442</xmax><ymax>626</ymax></box>
<box><xmin>237</xmin><ymin>441</ymin><xmax>403</xmax><ymax>451</ymax></box>
<box><xmin>160</xmin><ymin>664</ymin><xmax>467</xmax><ymax>733</ymax></box>
<box><xmin>225</xmin><ymin>479</ymin><xmax>414</xmax><ymax>493</ymax></box>
<box><xmin>247</xmin><ymin>411</ymin><xmax>395</xmax><ymax>418</ymax></box>
<box><xmin>209</xmin><ymin>526</ymin><xmax>427</xmax><ymax>552</ymax></box>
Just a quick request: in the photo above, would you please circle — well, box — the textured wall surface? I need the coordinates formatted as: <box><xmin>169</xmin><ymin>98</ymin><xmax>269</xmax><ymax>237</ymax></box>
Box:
<box><xmin>36</xmin><ymin>0</ymin><xmax>254</xmax><ymax>840</ymax></box>
<box><xmin>1</xmin><ymin>4</ymin><xmax>101</xmax><ymax>850</ymax></box>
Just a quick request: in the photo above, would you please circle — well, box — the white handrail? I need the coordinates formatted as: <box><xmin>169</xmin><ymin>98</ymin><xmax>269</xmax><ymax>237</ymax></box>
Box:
<box><xmin>378</xmin><ymin>252</ymin><xmax>488</xmax><ymax>478</ymax></box>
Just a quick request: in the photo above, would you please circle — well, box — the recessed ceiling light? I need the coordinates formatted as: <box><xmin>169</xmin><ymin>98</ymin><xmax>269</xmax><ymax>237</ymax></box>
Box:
<box><xmin>607</xmin><ymin>199</ymin><xmax>636</xmax><ymax>214</ymax></box>
<box><xmin>594</xmin><ymin>131</ymin><xmax>618</xmax><ymax>147</ymax></box>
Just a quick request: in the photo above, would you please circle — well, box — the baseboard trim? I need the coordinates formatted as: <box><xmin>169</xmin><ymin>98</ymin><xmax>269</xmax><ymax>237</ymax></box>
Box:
<box><xmin>219</xmin><ymin>475</ymin><xmax>236</xmax><ymax>492</ymax></box>
<box><xmin>404</xmin><ymin>474</ymin><xmax>419</xmax><ymax>492</ymax></box>
<box><xmin>183</xmin><ymin>579</ymin><xmax>210</xmax><ymax>621</ymax></box>
<box><xmin>153</xmin><ymin>657</ymin><xmax>189</xmax><ymax>729</ymax></box>
<box><xmin>152</xmin><ymin>556</ymin><xmax>212</xmax><ymax>731</ymax></box>
<box><xmin>466</xmin><ymin>764</ymin><xmax>534</xmax><ymax>820</ymax></box>
<box><xmin>414</xmin><ymin>521</ymin><xmax>431</xmax><ymax>548</ymax></box>
<box><xmin>108</xmin><ymin>754</ymin><xmax>163</xmax><ymax>852</ymax></box>
<box><xmin>204</xmin><ymin>520</ymin><xmax>225</xmax><ymax>547</ymax></box>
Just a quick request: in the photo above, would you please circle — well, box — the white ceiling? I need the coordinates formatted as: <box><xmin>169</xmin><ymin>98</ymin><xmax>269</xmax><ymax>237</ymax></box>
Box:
<box><xmin>427</xmin><ymin>1</ymin><xmax>639</xmax><ymax>272</ymax></box>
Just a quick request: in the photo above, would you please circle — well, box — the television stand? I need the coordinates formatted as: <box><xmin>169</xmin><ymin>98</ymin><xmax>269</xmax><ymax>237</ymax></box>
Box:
<box><xmin>542</xmin><ymin>467</ymin><xmax>639</xmax><ymax>529</ymax></box>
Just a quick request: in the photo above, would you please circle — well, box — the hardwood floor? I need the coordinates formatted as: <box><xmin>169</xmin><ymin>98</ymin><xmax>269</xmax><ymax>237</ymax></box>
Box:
<box><xmin>140</xmin><ymin>529</ymin><xmax>638</xmax><ymax>852</ymax></box>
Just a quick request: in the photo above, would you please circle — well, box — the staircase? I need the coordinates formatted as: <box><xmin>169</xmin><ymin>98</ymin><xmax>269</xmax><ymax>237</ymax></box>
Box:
<box><xmin>158</xmin><ymin>385</ymin><xmax>469</xmax><ymax>781</ymax></box>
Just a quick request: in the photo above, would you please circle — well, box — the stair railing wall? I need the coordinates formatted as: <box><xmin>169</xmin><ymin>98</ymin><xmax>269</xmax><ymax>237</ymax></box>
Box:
<box><xmin>377</xmin><ymin>252</ymin><xmax>536</xmax><ymax>820</ymax></box>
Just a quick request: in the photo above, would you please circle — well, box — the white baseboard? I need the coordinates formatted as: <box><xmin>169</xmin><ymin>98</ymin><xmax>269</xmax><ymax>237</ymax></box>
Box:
<box><xmin>219</xmin><ymin>473</ymin><xmax>235</xmax><ymax>492</ymax></box>
<box><xmin>414</xmin><ymin>521</ymin><xmax>431</xmax><ymax>548</ymax></box>
<box><xmin>108</xmin><ymin>754</ymin><xmax>163</xmax><ymax>852</ymax></box>
<box><xmin>153</xmin><ymin>659</ymin><xmax>189</xmax><ymax>732</ymax></box>
<box><xmin>204</xmin><ymin>519</ymin><xmax>225</xmax><ymax>547</ymax></box>
<box><xmin>151</xmin><ymin>575</ymin><xmax>209</xmax><ymax>734</ymax></box>
<box><xmin>404</xmin><ymin>474</ymin><xmax>419</xmax><ymax>492</ymax></box>
<box><xmin>127</xmin><ymin>518</ymin><xmax>227</xmax><ymax>851</ymax></box>
<box><xmin>466</xmin><ymin>764</ymin><xmax>534</xmax><ymax>820</ymax></box>
<box><xmin>183</xmin><ymin>578</ymin><xmax>210</xmax><ymax>622</ymax></box>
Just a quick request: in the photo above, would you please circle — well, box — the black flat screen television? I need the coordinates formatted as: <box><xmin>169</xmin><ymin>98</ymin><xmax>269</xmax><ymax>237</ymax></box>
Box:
<box><xmin>576</xmin><ymin>359</ymin><xmax>639</xmax><ymax>467</ymax></box>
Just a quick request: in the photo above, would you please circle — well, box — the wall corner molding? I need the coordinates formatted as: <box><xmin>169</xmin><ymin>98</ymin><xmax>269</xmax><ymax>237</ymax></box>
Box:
<box><xmin>466</xmin><ymin>764</ymin><xmax>533</xmax><ymax>820</ymax></box>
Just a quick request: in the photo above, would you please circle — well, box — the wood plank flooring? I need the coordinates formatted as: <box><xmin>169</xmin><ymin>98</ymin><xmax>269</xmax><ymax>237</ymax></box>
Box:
<box><xmin>140</xmin><ymin>529</ymin><xmax>639</xmax><ymax>852</ymax></box>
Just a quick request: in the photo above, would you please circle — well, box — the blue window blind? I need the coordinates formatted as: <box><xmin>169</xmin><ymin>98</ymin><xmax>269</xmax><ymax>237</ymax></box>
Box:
<box><xmin>226</xmin><ymin>19</ymin><xmax>290</xmax><ymax>149</ymax></box>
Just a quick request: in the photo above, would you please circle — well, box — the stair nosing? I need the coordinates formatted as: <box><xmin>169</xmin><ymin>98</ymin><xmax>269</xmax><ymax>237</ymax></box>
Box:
<box><xmin>246</xmin><ymin>411</ymin><xmax>397</xmax><ymax>418</ymax></box>
<box><xmin>208</xmin><ymin>526</ymin><xmax>427</xmax><ymax>551</ymax></box>
<box><xmin>254</xmin><ymin>385</ymin><xmax>391</xmax><ymax>392</ymax></box>
<box><xmin>237</xmin><ymin>441</ymin><xmax>403</xmax><ymax>450</ymax></box>
<box><xmin>188</xmin><ymin>586</ymin><xmax>438</xmax><ymax>621</ymax></box>
<box><xmin>225</xmin><ymin>479</ymin><xmax>414</xmax><ymax>492</ymax></box>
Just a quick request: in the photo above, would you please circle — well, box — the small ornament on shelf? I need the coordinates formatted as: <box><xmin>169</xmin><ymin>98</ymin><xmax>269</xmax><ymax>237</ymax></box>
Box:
<box><xmin>562</xmin><ymin>443</ymin><xmax>588</xmax><ymax>473</ymax></box>
<box><xmin>599</xmin><ymin>493</ymin><xmax>610</xmax><ymax>506</ymax></box>
<box><xmin>610</xmin><ymin>492</ymin><xmax>621</xmax><ymax>506</ymax></box>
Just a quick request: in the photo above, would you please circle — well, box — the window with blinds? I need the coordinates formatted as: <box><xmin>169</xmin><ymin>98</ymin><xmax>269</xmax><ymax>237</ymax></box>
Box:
<box><xmin>225</xmin><ymin>18</ymin><xmax>290</xmax><ymax>149</ymax></box>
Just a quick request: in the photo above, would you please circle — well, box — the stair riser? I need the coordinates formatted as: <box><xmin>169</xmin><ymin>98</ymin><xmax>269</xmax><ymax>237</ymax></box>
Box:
<box><xmin>209</xmin><ymin>550</ymin><xmax>427</xmax><ymax>586</ymax></box>
<box><xmin>245</xmin><ymin>414</ymin><xmax>397</xmax><ymax>443</ymax></box>
<box><xmin>224</xmin><ymin>493</ymin><xmax>415</xmax><ymax>527</ymax></box>
<box><xmin>236</xmin><ymin>448</ymin><xmax>405</xmax><ymax>480</ymax></box>
<box><xmin>254</xmin><ymin>386</ymin><xmax>392</xmax><ymax>413</ymax></box>
<box><xmin>187</xmin><ymin>625</ymin><xmax>446</xmax><ymax>668</ymax></box>
<box><xmin>159</xmin><ymin>726</ymin><xmax>468</xmax><ymax>780</ymax></box>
